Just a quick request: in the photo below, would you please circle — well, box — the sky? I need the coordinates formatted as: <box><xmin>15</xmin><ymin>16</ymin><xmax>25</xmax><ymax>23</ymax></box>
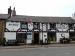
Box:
<box><xmin>0</xmin><ymin>0</ymin><xmax>75</xmax><ymax>17</ymax></box>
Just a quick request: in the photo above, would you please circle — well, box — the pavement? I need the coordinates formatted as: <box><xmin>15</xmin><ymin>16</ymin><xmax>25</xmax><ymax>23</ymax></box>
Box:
<box><xmin>0</xmin><ymin>44</ymin><xmax>75</xmax><ymax>49</ymax></box>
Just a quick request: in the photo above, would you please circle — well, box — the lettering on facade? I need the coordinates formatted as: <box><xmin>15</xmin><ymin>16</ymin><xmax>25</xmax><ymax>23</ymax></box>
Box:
<box><xmin>6</xmin><ymin>22</ymin><xmax>20</xmax><ymax>31</ymax></box>
<box><xmin>9</xmin><ymin>24</ymin><xmax>18</xmax><ymax>26</ymax></box>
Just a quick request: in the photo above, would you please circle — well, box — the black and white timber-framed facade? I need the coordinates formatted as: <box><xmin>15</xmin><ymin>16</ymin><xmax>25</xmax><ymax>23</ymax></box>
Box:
<box><xmin>0</xmin><ymin>9</ymin><xmax>75</xmax><ymax>44</ymax></box>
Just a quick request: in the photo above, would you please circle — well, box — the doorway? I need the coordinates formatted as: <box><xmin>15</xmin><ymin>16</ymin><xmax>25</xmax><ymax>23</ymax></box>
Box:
<box><xmin>16</xmin><ymin>33</ymin><xmax>27</xmax><ymax>44</ymax></box>
<box><xmin>34</xmin><ymin>32</ymin><xmax>39</xmax><ymax>44</ymax></box>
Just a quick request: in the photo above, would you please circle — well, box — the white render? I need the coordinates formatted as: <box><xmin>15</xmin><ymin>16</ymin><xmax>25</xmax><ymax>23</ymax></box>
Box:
<box><xmin>56</xmin><ymin>24</ymin><xmax>69</xmax><ymax>31</ymax></box>
<box><xmin>39</xmin><ymin>32</ymin><xmax>47</xmax><ymax>43</ymax></box>
<box><xmin>26</xmin><ymin>40</ymin><xmax>32</xmax><ymax>44</ymax></box>
<box><xmin>4</xmin><ymin>32</ymin><xmax>16</xmax><ymax>42</ymax></box>
<box><xmin>28</xmin><ymin>23</ymin><xmax>33</xmax><ymax>30</ymax></box>
<box><xmin>40</xmin><ymin>23</ymin><xmax>42</xmax><ymax>30</ymax></box>
<box><xmin>56</xmin><ymin>32</ymin><xmax>69</xmax><ymax>42</ymax></box>
<box><xmin>70</xmin><ymin>29</ymin><xmax>74</xmax><ymax>32</ymax></box>
<box><xmin>48</xmin><ymin>23</ymin><xmax>50</xmax><ymax>30</ymax></box>
<box><xmin>56</xmin><ymin>24</ymin><xmax>69</xmax><ymax>42</ymax></box>
<box><xmin>40</xmin><ymin>23</ymin><xmax>47</xmax><ymax>31</ymax></box>
<box><xmin>39</xmin><ymin>32</ymin><xmax>43</xmax><ymax>40</ymax></box>
<box><xmin>43</xmin><ymin>23</ymin><xmax>47</xmax><ymax>31</ymax></box>
<box><xmin>6</xmin><ymin>22</ymin><xmax>20</xmax><ymax>31</ymax></box>
<box><xmin>43</xmin><ymin>32</ymin><xmax>47</xmax><ymax>43</ymax></box>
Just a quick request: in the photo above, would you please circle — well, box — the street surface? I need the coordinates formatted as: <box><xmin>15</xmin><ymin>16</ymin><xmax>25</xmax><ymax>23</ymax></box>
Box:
<box><xmin>0</xmin><ymin>46</ymin><xmax>75</xmax><ymax>56</ymax></box>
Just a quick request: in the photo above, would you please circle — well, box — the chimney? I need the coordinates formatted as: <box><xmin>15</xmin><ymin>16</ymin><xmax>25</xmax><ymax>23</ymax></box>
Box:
<box><xmin>8</xmin><ymin>6</ymin><xmax>12</xmax><ymax>18</ymax></box>
<box><xmin>72</xmin><ymin>12</ymin><xmax>75</xmax><ymax>19</ymax></box>
<box><xmin>12</xmin><ymin>7</ymin><xmax>16</xmax><ymax>16</ymax></box>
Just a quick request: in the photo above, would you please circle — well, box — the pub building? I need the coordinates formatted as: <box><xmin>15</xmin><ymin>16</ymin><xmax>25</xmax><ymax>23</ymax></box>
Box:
<box><xmin>0</xmin><ymin>7</ymin><xmax>75</xmax><ymax>45</ymax></box>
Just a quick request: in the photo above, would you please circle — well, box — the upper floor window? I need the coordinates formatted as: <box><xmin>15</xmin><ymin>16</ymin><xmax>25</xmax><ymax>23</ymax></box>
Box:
<box><xmin>33</xmin><ymin>22</ymin><xmax>39</xmax><ymax>29</ymax></box>
<box><xmin>69</xmin><ymin>24</ymin><xmax>74</xmax><ymax>29</ymax></box>
<box><xmin>21</xmin><ymin>23</ymin><xmax>27</xmax><ymax>29</ymax></box>
<box><xmin>50</xmin><ymin>23</ymin><xmax>56</xmax><ymax>29</ymax></box>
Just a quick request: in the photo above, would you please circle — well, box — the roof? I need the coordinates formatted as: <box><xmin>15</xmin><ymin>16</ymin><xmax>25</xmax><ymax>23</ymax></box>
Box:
<box><xmin>0</xmin><ymin>14</ymin><xmax>75</xmax><ymax>23</ymax></box>
<box><xmin>0</xmin><ymin>14</ymin><xmax>9</xmax><ymax>19</ymax></box>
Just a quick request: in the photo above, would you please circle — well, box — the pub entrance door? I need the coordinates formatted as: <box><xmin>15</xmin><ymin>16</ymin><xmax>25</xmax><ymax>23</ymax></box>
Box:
<box><xmin>34</xmin><ymin>32</ymin><xmax>39</xmax><ymax>44</ymax></box>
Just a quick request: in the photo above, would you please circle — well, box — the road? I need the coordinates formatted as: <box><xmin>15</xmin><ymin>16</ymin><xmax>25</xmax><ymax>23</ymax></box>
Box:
<box><xmin>0</xmin><ymin>47</ymin><xmax>75</xmax><ymax>56</ymax></box>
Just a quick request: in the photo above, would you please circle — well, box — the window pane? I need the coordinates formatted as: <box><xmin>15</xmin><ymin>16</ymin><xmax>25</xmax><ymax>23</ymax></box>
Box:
<box><xmin>34</xmin><ymin>23</ymin><xmax>39</xmax><ymax>29</ymax></box>
<box><xmin>21</xmin><ymin>23</ymin><xmax>27</xmax><ymax>29</ymax></box>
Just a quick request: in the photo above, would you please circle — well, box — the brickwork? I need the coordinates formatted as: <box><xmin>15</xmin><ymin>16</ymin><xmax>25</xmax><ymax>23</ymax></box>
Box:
<box><xmin>0</xmin><ymin>20</ymin><xmax>5</xmax><ymax>38</ymax></box>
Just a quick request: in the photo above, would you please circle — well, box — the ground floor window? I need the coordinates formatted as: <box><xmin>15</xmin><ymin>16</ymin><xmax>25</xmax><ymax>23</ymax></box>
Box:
<box><xmin>48</xmin><ymin>32</ymin><xmax>56</xmax><ymax>43</ymax></box>
<box><xmin>70</xmin><ymin>32</ymin><xmax>75</xmax><ymax>41</ymax></box>
<box><xmin>16</xmin><ymin>33</ymin><xmax>27</xmax><ymax>44</ymax></box>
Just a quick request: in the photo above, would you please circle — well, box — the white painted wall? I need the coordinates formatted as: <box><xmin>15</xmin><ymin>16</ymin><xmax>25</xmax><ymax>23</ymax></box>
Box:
<box><xmin>40</xmin><ymin>23</ymin><xmax>47</xmax><ymax>31</ymax></box>
<box><xmin>39</xmin><ymin>32</ymin><xmax>42</xmax><ymax>40</ymax></box>
<box><xmin>43</xmin><ymin>24</ymin><xmax>47</xmax><ymax>31</ymax></box>
<box><xmin>43</xmin><ymin>32</ymin><xmax>47</xmax><ymax>43</ymax></box>
<box><xmin>56</xmin><ymin>32</ymin><xmax>69</xmax><ymax>42</ymax></box>
<box><xmin>6</xmin><ymin>22</ymin><xmax>20</xmax><ymax>31</ymax></box>
<box><xmin>39</xmin><ymin>32</ymin><xmax>47</xmax><ymax>43</ymax></box>
<box><xmin>48</xmin><ymin>23</ymin><xmax>50</xmax><ymax>30</ymax></box>
<box><xmin>4</xmin><ymin>32</ymin><xmax>16</xmax><ymax>42</ymax></box>
<box><xmin>70</xmin><ymin>29</ymin><xmax>74</xmax><ymax>32</ymax></box>
<box><xmin>27</xmin><ymin>32</ymin><xmax>32</xmax><ymax>44</ymax></box>
<box><xmin>28</xmin><ymin>23</ymin><xmax>33</xmax><ymax>30</ymax></box>
<box><xmin>40</xmin><ymin>23</ymin><xmax>42</xmax><ymax>30</ymax></box>
<box><xmin>56</xmin><ymin>24</ymin><xmax>69</xmax><ymax>31</ymax></box>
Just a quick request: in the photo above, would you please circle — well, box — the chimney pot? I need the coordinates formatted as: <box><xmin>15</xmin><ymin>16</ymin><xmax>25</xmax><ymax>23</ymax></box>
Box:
<box><xmin>8</xmin><ymin>6</ymin><xmax>12</xmax><ymax>17</ymax></box>
<box><xmin>12</xmin><ymin>7</ymin><xmax>16</xmax><ymax>16</ymax></box>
